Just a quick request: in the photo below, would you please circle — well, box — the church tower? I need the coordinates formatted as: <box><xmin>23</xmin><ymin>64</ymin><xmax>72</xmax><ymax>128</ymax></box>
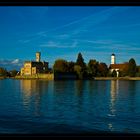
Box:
<box><xmin>111</xmin><ymin>53</ymin><xmax>116</xmax><ymax>64</ymax></box>
<box><xmin>36</xmin><ymin>52</ymin><xmax>41</xmax><ymax>62</ymax></box>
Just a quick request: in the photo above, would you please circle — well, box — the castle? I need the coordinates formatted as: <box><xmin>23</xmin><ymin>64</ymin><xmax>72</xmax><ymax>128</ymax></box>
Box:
<box><xmin>109</xmin><ymin>53</ymin><xmax>129</xmax><ymax>77</ymax></box>
<box><xmin>21</xmin><ymin>52</ymin><xmax>49</xmax><ymax>76</ymax></box>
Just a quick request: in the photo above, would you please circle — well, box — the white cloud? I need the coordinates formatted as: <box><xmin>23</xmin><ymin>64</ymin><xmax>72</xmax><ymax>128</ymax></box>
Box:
<box><xmin>0</xmin><ymin>59</ymin><xmax>23</xmax><ymax>70</ymax></box>
<box><xmin>11</xmin><ymin>59</ymin><xmax>19</xmax><ymax>64</ymax></box>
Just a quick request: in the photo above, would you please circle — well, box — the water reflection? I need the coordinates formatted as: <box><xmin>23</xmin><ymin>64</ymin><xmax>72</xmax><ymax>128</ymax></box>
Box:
<box><xmin>20</xmin><ymin>80</ymin><xmax>48</xmax><ymax>116</ymax></box>
<box><xmin>74</xmin><ymin>81</ymin><xmax>85</xmax><ymax>113</ymax></box>
<box><xmin>108</xmin><ymin>80</ymin><xmax>119</xmax><ymax>131</ymax></box>
<box><xmin>75</xmin><ymin>80</ymin><xmax>85</xmax><ymax>96</ymax></box>
<box><xmin>53</xmin><ymin>80</ymin><xmax>69</xmax><ymax>95</ymax></box>
<box><xmin>1</xmin><ymin>79</ymin><xmax>140</xmax><ymax>133</ymax></box>
<box><xmin>110</xmin><ymin>80</ymin><xmax>119</xmax><ymax>116</ymax></box>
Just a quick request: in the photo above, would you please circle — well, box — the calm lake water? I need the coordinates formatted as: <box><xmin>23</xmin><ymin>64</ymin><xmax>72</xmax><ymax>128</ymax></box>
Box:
<box><xmin>0</xmin><ymin>79</ymin><xmax>140</xmax><ymax>134</ymax></box>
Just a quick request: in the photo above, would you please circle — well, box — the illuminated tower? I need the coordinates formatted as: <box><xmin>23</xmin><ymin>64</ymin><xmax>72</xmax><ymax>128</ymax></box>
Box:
<box><xmin>111</xmin><ymin>53</ymin><xmax>116</xmax><ymax>64</ymax></box>
<box><xmin>36</xmin><ymin>52</ymin><xmax>41</xmax><ymax>62</ymax></box>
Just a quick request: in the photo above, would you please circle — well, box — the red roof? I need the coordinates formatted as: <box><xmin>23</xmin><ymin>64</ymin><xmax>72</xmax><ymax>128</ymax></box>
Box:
<box><xmin>110</xmin><ymin>63</ymin><xmax>129</xmax><ymax>70</ymax></box>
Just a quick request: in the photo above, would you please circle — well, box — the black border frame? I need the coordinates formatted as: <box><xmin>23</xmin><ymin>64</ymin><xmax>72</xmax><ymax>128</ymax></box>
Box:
<box><xmin>0</xmin><ymin>1</ymin><xmax>140</xmax><ymax>139</ymax></box>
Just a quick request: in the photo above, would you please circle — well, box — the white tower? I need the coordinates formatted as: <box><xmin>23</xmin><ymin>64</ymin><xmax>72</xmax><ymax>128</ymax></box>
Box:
<box><xmin>36</xmin><ymin>52</ymin><xmax>41</xmax><ymax>62</ymax></box>
<box><xmin>111</xmin><ymin>53</ymin><xmax>116</xmax><ymax>64</ymax></box>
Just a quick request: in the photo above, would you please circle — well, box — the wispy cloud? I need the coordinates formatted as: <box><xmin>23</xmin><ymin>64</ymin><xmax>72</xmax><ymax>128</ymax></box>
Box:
<box><xmin>0</xmin><ymin>59</ymin><xmax>23</xmax><ymax>70</ymax></box>
<box><xmin>40</xmin><ymin>40</ymin><xmax>78</xmax><ymax>48</ymax></box>
<box><xmin>19</xmin><ymin>7</ymin><xmax>127</xmax><ymax>44</ymax></box>
<box><xmin>55</xmin><ymin>34</ymin><xmax>70</xmax><ymax>39</ymax></box>
<box><xmin>18</xmin><ymin>39</ymin><xmax>31</xmax><ymax>44</ymax></box>
<box><xmin>11</xmin><ymin>59</ymin><xmax>20</xmax><ymax>64</ymax></box>
<box><xmin>76</xmin><ymin>39</ymin><xmax>120</xmax><ymax>45</ymax></box>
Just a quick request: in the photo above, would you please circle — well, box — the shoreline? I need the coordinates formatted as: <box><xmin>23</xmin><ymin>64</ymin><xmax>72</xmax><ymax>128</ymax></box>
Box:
<box><xmin>1</xmin><ymin>76</ymin><xmax>140</xmax><ymax>80</ymax></box>
<box><xmin>94</xmin><ymin>77</ymin><xmax>140</xmax><ymax>80</ymax></box>
<box><xmin>0</xmin><ymin>77</ymin><xmax>5</xmax><ymax>79</ymax></box>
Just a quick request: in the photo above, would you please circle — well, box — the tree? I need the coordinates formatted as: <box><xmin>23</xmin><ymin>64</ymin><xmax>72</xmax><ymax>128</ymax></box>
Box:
<box><xmin>0</xmin><ymin>67</ymin><xmax>7</xmax><ymax>77</ymax></box>
<box><xmin>136</xmin><ymin>66</ymin><xmax>140</xmax><ymax>77</ymax></box>
<box><xmin>74</xmin><ymin>65</ymin><xmax>83</xmax><ymax>79</ymax></box>
<box><xmin>53</xmin><ymin>59</ymin><xmax>68</xmax><ymax>73</ymax></box>
<box><xmin>76</xmin><ymin>52</ymin><xmax>88</xmax><ymax>78</ymax></box>
<box><xmin>128</xmin><ymin>58</ymin><xmax>137</xmax><ymax>77</ymax></box>
<box><xmin>67</xmin><ymin>61</ymin><xmax>75</xmax><ymax>73</ymax></box>
<box><xmin>9</xmin><ymin>69</ymin><xmax>18</xmax><ymax>77</ymax></box>
<box><xmin>76</xmin><ymin>52</ymin><xmax>86</xmax><ymax>69</ymax></box>
<box><xmin>87</xmin><ymin>59</ymin><xmax>99</xmax><ymax>77</ymax></box>
<box><xmin>120</xmin><ymin>63</ymin><xmax>129</xmax><ymax>77</ymax></box>
<box><xmin>97</xmin><ymin>62</ymin><xmax>109</xmax><ymax>77</ymax></box>
<box><xmin>112</xmin><ymin>70</ymin><xmax>117</xmax><ymax>77</ymax></box>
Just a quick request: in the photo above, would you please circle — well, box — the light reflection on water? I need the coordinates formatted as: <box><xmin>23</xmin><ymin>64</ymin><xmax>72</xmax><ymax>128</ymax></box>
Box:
<box><xmin>0</xmin><ymin>79</ymin><xmax>140</xmax><ymax>133</ymax></box>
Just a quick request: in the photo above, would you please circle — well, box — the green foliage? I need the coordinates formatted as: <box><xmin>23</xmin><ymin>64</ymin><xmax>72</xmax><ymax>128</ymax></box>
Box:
<box><xmin>97</xmin><ymin>62</ymin><xmax>109</xmax><ymax>77</ymax></box>
<box><xmin>76</xmin><ymin>52</ymin><xmax>86</xmax><ymax>69</ymax></box>
<box><xmin>53</xmin><ymin>59</ymin><xmax>68</xmax><ymax>73</ymax></box>
<box><xmin>67</xmin><ymin>61</ymin><xmax>75</xmax><ymax>72</ymax></box>
<box><xmin>136</xmin><ymin>66</ymin><xmax>140</xmax><ymax>77</ymax></box>
<box><xmin>74</xmin><ymin>65</ymin><xmax>83</xmax><ymax>79</ymax></box>
<box><xmin>107</xmin><ymin>71</ymin><xmax>112</xmax><ymax>77</ymax></box>
<box><xmin>111</xmin><ymin>70</ymin><xmax>117</xmax><ymax>77</ymax></box>
<box><xmin>0</xmin><ymin>67</ymin><xmax>7</xmax><ymax>77</ymax></box>
<box><xmin>135</xmin><ymin>73</ymin><xmax>140</xmax><ymax>77</ymax></box>
<box><xmin>87</xmin><ymin>59</ymin><xmax>99</xmax><ymax>77</ymax></box>
<box><xmin>9</xmin><ymin>70</ymin><xmax>19</xmax><ymax>77</ymax></box>
<box><xmin>128</xmin><ymin>58</ymin><xmax>137</xmax><ymax>77</ymax></box>
<box><xmin>87</xmin><ymin>60</ymin><xmax>109</xmax><ymax>77</ymax></box>
<box><xmin>75</xmin><ymin>53</ymin><xmax>88</xmax><ymax>79</ymax></box>
<box><xmin>50</xmin><ymin>54</ymin><xmax>138</xmax><ymax>79</ymax></box>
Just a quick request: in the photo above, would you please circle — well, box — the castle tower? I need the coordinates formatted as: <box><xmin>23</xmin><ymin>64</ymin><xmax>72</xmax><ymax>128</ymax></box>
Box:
<box><xmin>111</xmin><ymin>53</ymin><xmax>116</xmax><ymax>64</ymax></box>
<box><xmin>36</xmin><ymin>52</ymin><xmax>41</xmax><ymax>62</ymax></box>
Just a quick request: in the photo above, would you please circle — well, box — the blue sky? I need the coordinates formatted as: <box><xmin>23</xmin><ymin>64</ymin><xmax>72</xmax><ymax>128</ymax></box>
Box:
<box><xmin>0</xmin><ymin>6</ymin><xmax>140</xmax><ymax>70</ymax></box>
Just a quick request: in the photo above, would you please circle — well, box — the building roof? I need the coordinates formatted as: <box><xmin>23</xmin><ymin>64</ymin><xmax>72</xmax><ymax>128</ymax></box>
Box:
<box><xmin>111</xmin><ymin>53</ymin><xmax>115</xmax><ymax>56</ymax></box>
<box><xmin>110</xmin><ymin>63</ymin><xmax>129</xmax><ymax>70</ymax></box>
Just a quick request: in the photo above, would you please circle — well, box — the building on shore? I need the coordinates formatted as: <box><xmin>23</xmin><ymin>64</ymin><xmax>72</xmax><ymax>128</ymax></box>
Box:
<box><xmin>109</xmin><ymin>53</ymin><xmax>129</xmax><ymax>77</ymax></box>
<box><xmin>21</xmin><ymin>52</ymin><xmax>49</xmax><ymax>76</ymax></box>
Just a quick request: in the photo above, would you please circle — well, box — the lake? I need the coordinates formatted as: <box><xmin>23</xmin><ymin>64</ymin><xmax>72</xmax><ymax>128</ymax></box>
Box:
<box><xmin>0</xmin><ymin>79</ymin><xmax>140</xmax><ymax>134</ymax></box>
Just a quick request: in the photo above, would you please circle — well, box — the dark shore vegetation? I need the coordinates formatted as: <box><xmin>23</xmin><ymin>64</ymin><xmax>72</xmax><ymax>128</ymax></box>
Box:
<box><xmin>53</xmin><ymin>53</ymin><xmax>140</xmax><ymax>79</ymax></box>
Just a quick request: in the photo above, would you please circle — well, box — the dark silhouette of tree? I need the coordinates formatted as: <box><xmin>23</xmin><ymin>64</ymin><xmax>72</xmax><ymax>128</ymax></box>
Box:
<box><xmin>9</xmin><ymin>69</ymin><xmax>18</xmax><ymax>77</ymax></box>
<box><xmin>74</xmin><ymin>65</ymin><xmax>83</xmax><ymax>79</ymax></box>
<box><xmin>128</xmin><ymin>58</ymin><xmax>137</xmax><ymax>77</ymax></box>
<box><xmin>67</xmin><ymin>61</ymin><xmax>75</xmax><ymax>73</ymax></box>
<box><xmin>53</xmin><ymin>59</ymin><xmax>68</xmax><ymax>73</ymax></box>
<box><xmin>76</xmin><ymin>52</ymin><xmax>86</xmax><ymax>68</ymax></box>
<box><xmin>76</xmin><ymin>52</ymin><xmax>87</xmax><ymax>79</ymax></box>
<box><xmin>97</xmin><ymin>62</ymin><xmax>108</xmax><ymax>77</ymax></box>
<box><xmin>88</xmin><ymin>59</ymin><xmax>99</xmax><ymax>77</ymax></box>
<box><xmin>136</xmin><ymin>66</ymin><xmax>140</xmax><ymax>77</ymax></box>
<box><xmin>112</xmin><ymin>70</ymin><xmax>117</xmax><ymax>77</ymax></box>
<box><xmin>0</xmin><ymin>67</ymin><xmax>7</xmax><ymax>77</ymax></box>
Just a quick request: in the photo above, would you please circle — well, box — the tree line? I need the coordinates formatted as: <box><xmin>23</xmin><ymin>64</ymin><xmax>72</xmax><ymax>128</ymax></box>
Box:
<box><xmin>53</xmin><ymin>52</ymin><xmax>139</xmax><ymax>79</ymax></box>
<box><xmin>0</xmin><ymin>52</ymin><xmax>139</xmax><ymax>78</ymax></box>
<box><xmin>0</xmin><ymin>68</ymin><xmax>19</xmax><ymax>78</ymax></box>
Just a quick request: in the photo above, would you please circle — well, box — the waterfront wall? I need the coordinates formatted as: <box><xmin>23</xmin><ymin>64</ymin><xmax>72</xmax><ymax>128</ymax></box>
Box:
<box><xmin>15</xmin><ymin>73</ymin><xmax>54</xmax><ymax>80</ymax></box>
<box><xmin>54</xmin><ymin>73</ymin><xmax>78</xmax><ymax>80</ymax></box>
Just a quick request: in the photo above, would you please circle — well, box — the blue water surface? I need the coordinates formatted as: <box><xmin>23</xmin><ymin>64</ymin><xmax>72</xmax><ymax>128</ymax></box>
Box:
<box><xmin>0</xmin><ymin>79</ymin><xmax>140</xmax><ymax>134</ymax></box>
